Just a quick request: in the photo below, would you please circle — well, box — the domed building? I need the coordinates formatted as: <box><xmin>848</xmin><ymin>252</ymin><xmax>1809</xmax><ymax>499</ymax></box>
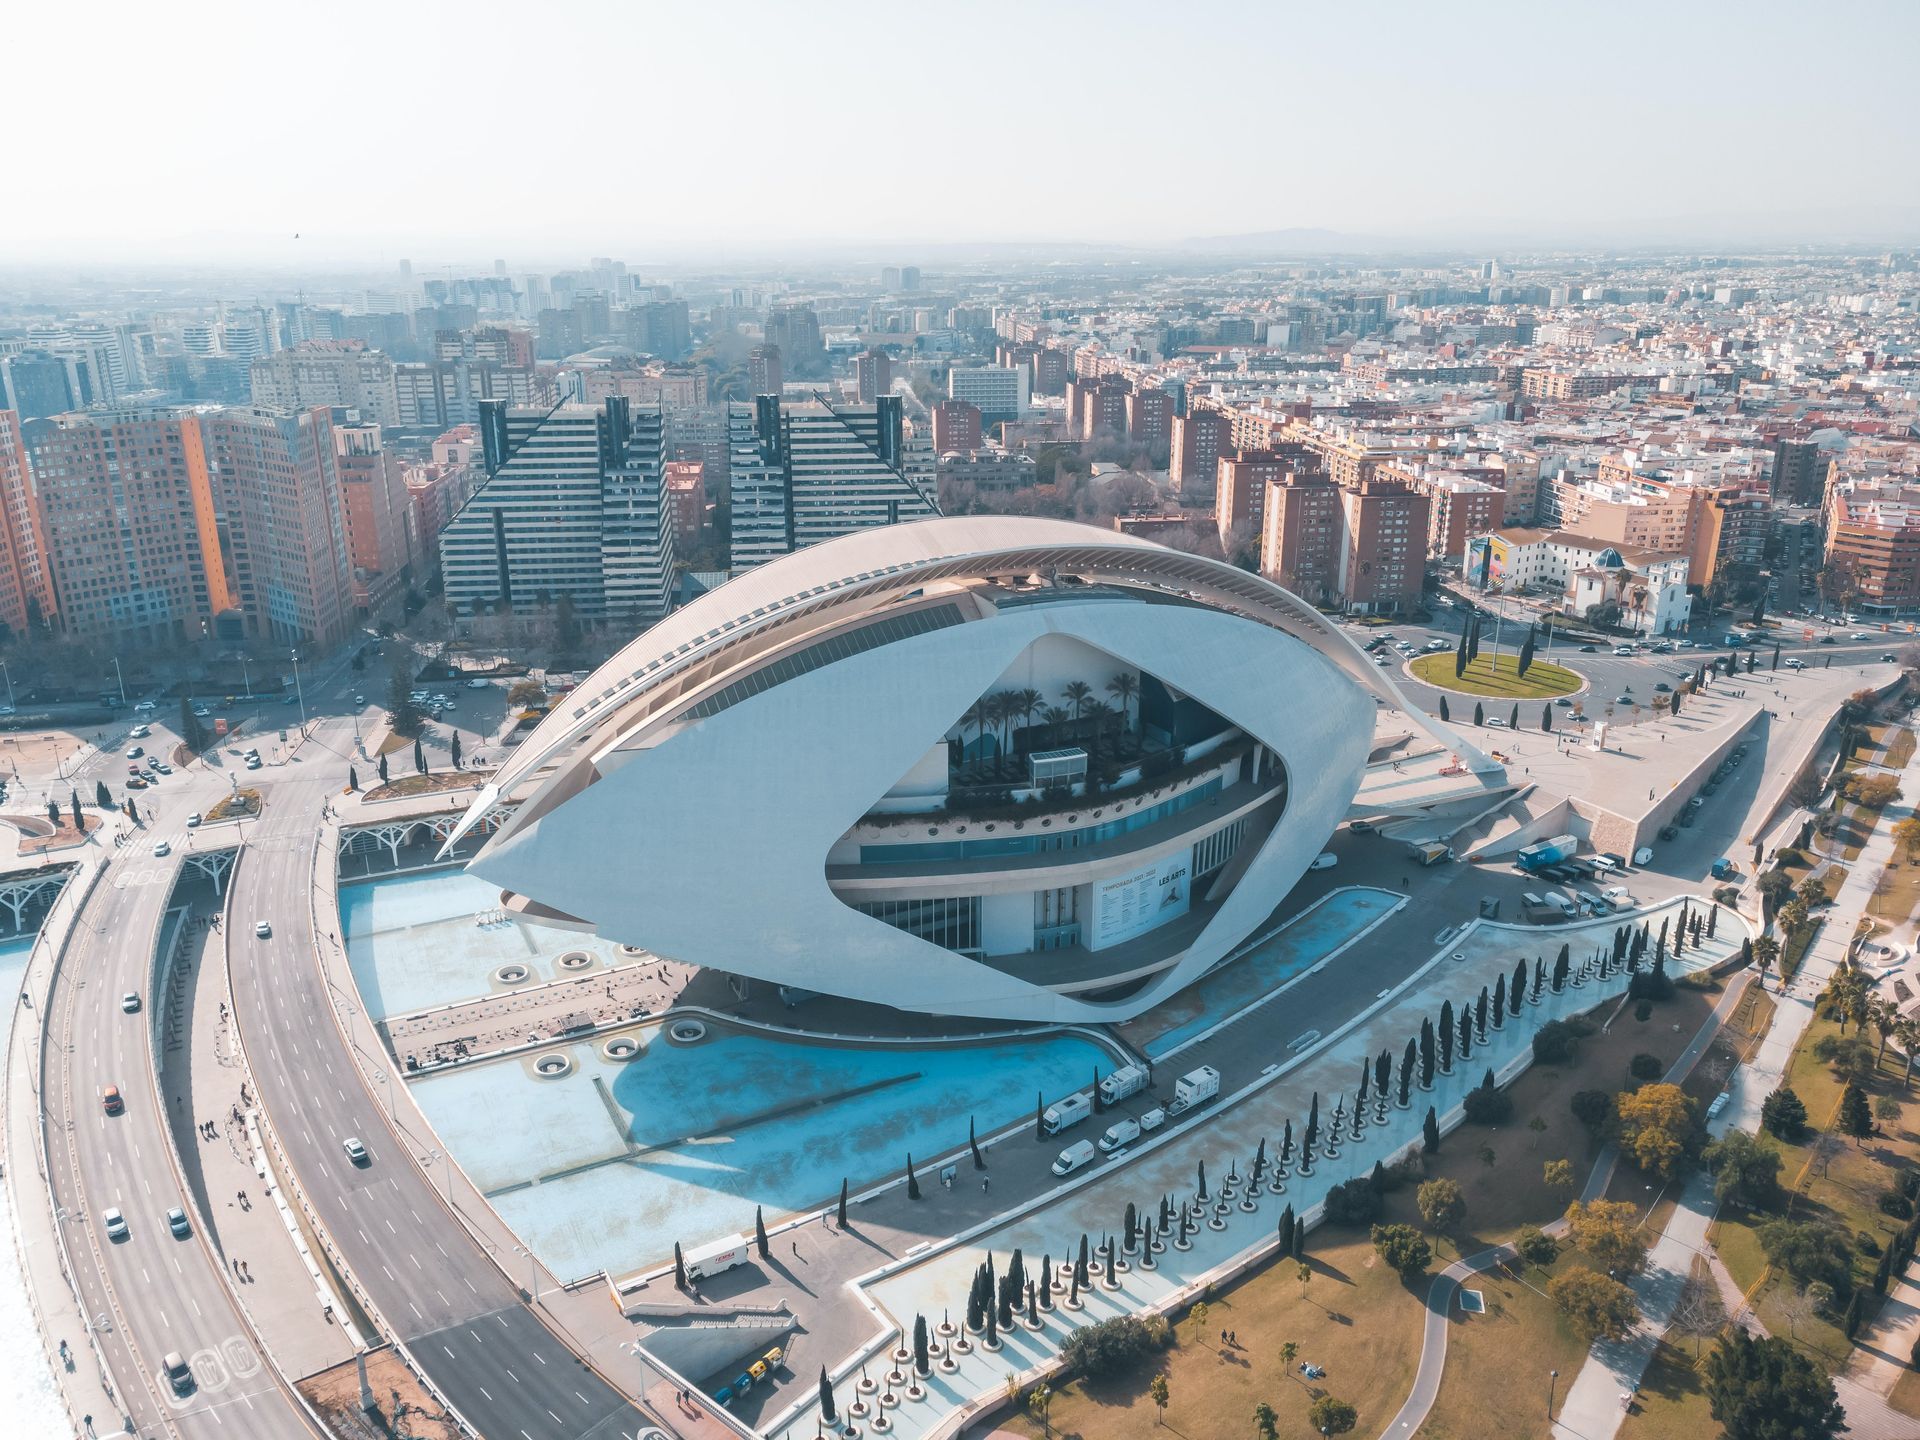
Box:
<box><xmin>455</xmin><ymin>517</ymin><xmax>1459</xmax><ymax>1022</ymax></box>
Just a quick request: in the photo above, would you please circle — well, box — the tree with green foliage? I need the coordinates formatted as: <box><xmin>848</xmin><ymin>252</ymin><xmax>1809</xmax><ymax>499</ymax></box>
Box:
<box><xmin>70</xmin><ymin>790</ymin><xmax>82</xmax><ymax>832</ymax></box>
<box><xmin>1541</xmin><ymin>702</ymin><xmax>1553</xmax><ymax>732</ymax></box>
<box><xmin>1517</xmin><ymin>625</ymin><xmax>1536</xmax><ymax>677</ymax></box>
<box><xmin>1760</xmin><ymin>1086</ymin><xmax>1807</xmax><ymax>1141</ymax></box>
<box><xmin>1422</xmin><ymin>1105</ymin><xmax>1440</xmax><ymax>1154</ymax></box>
<box><xmin>1307</xmin><ymin>1395</ymin><xmax>1358</xmax><ymax>1436</ymax></box>
<box><xmin>386</xmin><ymin>663</ymin><xmax>424</xmax><ymax>737</ymax></box>
<box><xmin>1839</xmin><ymin>1081</ymin><xmax>1873</xmax><ymax>1142</ymax></box>
<box><xmin>414</xmin><ymin>736</ymin><xmax>427</xmax><ymax>775</ymax></box>
<box><xmin>95</xmin><ymin>780</ymin><xmax>113</xmax><ymax>809</ymax></box>
<box><xmin>1548</xmin><ymin>1265</ymin><xmax>1638</xmax><ymax>1342</ymax></box>
<box><xmin>1756</xmin><ymin>1219</ymin><xmax>1853</xmax><ymax>1293</ymax></box>
<box><xmin>1370</xmin><ymin>1223</ymin><xmax>1432</xmax><ymax>1277</ymax></box>
<box><xmin>1703</xmin><ymin>1330</ymin><xmax>1846</xmax><ymax>1440</ymax></box>
<box><xmin>450</xmin><ymin>731</ymin><xmax>463</xmax><ymax>768</ymax></box>
<box><xmin>1252</xmin><ymin>1398</ymin><xmax>1278</xmax><ymax>1440</ymax></box>
<box><xmin>1472</xmin><ymin>701</ymin><xmax>1485</xmax><ymax>726</ymax></box>
<box><xmin>1514</xmin><ymin>1224</ymin><xmax>1559</xmax><ymax>1268</ymax></box>
<box><xmin>1543</xmin><ymin>1158</ymin><xmax>1574</xmax><ymax>1197</ymax></box>
<box><xmin>1439</xmin><ymin>695</ymin><xmax>1449</xmax><ymax>723</ymax></box>
<box><xmin>1027</xmin><ymin>1382</ymin><xmax>1052</xmax><ymax>1436</ymax></box>
<box><xmin>1148</xmin><ymin>1373</ymin><xmax>1170</xmax><ymax>1425</ymax></box>
<box><xmin>1704</xmin><ymin>1129</ymin><xmax>1783</xmax><ymax>1205</ymax></box>
<box><xmin>1564</xmin><ymin>1199</ymin><xmax>1647</xmax><ymax>1273</ymax></box>
<box><xmin>179</xmin><ymin>695</ymin><xmax>206</xmax><ymax>752</ymax></box>
<box><xmin>1416</xmin><ymin>1178</ymin><xmax>1465</xmax><ymax>1234</ymax></box>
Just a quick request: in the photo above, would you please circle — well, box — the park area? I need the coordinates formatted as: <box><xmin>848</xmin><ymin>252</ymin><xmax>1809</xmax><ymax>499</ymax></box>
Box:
<box><xmin>997</xmin><ymin>972</ymin><xmax>1750</xmax><ymax>1440</ymax></box>
<box><xmin>1409</xmin><ymin>650</ymin><xmax>1583</xmax><ymax>699</ymax></box>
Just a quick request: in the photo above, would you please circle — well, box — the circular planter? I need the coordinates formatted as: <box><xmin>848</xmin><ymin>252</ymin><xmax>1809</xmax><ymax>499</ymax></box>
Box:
<box><xmin>600</xmin><ymin>1035</ymin><xmax>641</xmax><ymax>1063</ymax></box>
<box><xmin>667</xmin><ymin>1019</ymin><xmax>708</xmax><ymax>1045</ymax></box>
<box><xmin>533</xmin><ymin>1052</ymin><xmax>574</xmax><ymax>1080</ymax></box>
<box><xmin>493</xmin><ymin>962</ymin><xmax>531</xmax><ymax>986</ymax></box>
<box><xmin>556</xmin><ymin>949</ymin><xmax>596</xmax><ymax>972</ymax></box>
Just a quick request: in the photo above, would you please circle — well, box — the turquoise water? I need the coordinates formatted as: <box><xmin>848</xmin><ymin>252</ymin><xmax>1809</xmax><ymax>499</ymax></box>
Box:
<box><xmin>341</xmin><ymin>868</ymin><xmax>635</xmax><ymax>1020</ymax></box>
<box><xmin>410</xmin><ymin>1021</ymin><xmax>1111</xmax><ymax>1283</ymax></box>
<box><xmin>1135</xmin><ymin>887</ymin><xmax>1400</xmax><ymax>1058</ymax></box>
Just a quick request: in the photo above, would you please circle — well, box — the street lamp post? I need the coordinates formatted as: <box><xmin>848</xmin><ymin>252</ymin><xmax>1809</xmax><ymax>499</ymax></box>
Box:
<box><xmin>0</xmin><ymin>659</ymin><xmax>13</xmax><ymax>710</ymax></box>
<box><xmin>239</xmin><ymin>655</ymin><xmax>252</xmax><ymax>700</ymax></box>
<box><xmin>1548</xmin><ymin>1368</ymin><xmax>1559</xmax><ymax>1420</ymax></box>
<box><xmin>110</xmin><ymin>656</ymin><xmax>126</xmax><ymax>707</ymax></box>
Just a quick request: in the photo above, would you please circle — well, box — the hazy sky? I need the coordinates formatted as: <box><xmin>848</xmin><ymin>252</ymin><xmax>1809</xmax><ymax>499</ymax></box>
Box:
<box><xmin>7</xmin><ymin>0</ymin><xmax>1917</xmax><ymax>266</ymax></box>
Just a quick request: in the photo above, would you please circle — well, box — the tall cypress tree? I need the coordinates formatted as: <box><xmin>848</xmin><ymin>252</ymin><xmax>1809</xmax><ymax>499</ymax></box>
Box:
<box><xmin>1423</xmin><ymin>1106</ymin><xmax>1441</xmax><ymax>1154</ymax></box>
<box><xmin>1517</xmin><ymin>625</ymin><xmax>1536</xmax><ymax>677</ymax></box>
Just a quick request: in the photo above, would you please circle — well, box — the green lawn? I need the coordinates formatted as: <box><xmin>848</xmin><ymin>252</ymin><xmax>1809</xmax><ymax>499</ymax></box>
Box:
<box><xmin>1620</xmin><ymin>1335</ymin><xmax>1717</xmax><ymax>1440</ymax></box>
<box><xmin>1410</xmin><ymin>651</ymin><xmax>1583</xmax><ymax>699</ymax></box>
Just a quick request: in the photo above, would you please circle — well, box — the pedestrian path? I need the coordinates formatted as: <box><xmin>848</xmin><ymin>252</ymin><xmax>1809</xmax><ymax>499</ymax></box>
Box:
<box><xmin>1550</xmin><ymin>725</ymin><xmax>1920</xmax><ymax>1440</ymax></box>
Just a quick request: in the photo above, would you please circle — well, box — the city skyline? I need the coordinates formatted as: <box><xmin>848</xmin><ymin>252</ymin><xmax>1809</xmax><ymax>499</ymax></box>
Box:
<box><xmin>5</xmin><ymin>0</ymin><xmax>1918</xmax><ymax>265</ymax></box>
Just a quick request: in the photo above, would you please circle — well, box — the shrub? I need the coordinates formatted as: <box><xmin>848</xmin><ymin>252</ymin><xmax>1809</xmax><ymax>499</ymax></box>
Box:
<box><xmin>1058</xmin><ymin>1314</ymin><xmax>1168</xmax><ymax>1377</ymax></box>
<box><xmin>1548</xmin><ymin>1266</ymin><xmax>1638</xmax><ymax>1342</ymax></box>
<box><xmin>1462</xmin><ymin>1084</ymin><xmax>1513</xmax><ymax>1124</ymax></box>
<box><xmin>1416</xmin><ymin>1178</ymin><xmax>1467</xmax><ymax>1233</ymax></box>
<box><xmin>1878</xmin><ymin>1190</ymin><xmax>1914</xmax><ymax>1220</ymax></box>
<box><xmin>1570</xmin><ymin>1089</ymin><xmax>1615</xmax><ymax>1137</ymax></box>
<box><xmin>1629</xmin><ymin>1053</ymin><xmax>1664</xmax><ymax>1081</ymax></box>
<box><xmin>1323</xmin><ymin>1177</ymin><xmax>1382</xmax><ymax>1227</ymax></box>
<box><xmin>1634</xmin><ymin>999</ymin><xmax>1653</xmax><ymax>1021</ymax></box>
<box><xmin>1532</xmin><ymin>1019</ymin><xmax>1578</xmax><ymax>1064</ymax></box>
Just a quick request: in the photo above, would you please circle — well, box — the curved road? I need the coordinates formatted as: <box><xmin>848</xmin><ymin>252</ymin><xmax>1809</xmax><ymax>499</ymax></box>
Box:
<box><xmin>40</xmin><ymin>793</ymin><xmax>319</xmax><ymax>1435</ymax></box>
<box><xmin>223</xmin><ymin>740</ymin><xmax>653</xmax><ymax>1439</ymax></box>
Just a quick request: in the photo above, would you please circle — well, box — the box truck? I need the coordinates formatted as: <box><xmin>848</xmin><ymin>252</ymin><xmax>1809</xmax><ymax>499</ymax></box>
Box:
<box><xmin>1167</xmin><ymin>1065</ymin><xmax>1220</xmax><ymax>1117</ymax></box>
<box><xmin>1410</xmin><ymin>841</ymin><xmax>1451</xmax><ymax>866</ymax></box>
<box><xmin>1097</xmin><ymin>1063</ymin><xmax>1150</xmax><ymax>1106</ymax></box>
<box><xmin>682</xmin><ymin>1233</ymin><xmax>752</xmax><ymax>1281</ymax></box>
<box><xmin>1042</xmin><ymin>1092</ymin><xmax>1092</xmax><ymax>1135</ymax></box>
<box><xmin>1516</xmin><ymin>834</ymin><xmax>1578</xmax><ymax>872</ymax></box>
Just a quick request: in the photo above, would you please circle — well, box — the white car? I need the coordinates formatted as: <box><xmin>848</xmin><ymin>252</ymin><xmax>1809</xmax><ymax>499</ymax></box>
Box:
<box><xmin>254</xmin><ymin>920</ymin><xmax>272</xmax><ymax>938</ymax></box>
<box><xmin>1784</xmin><ymin>658</ymin><xmax>1806</xmax><ymax>670</ymax></box>
<box><xmin>152</xmin><ymin>841</ymin><xmax>171</xmax><ymax>857</ymax></box>
<box><xmin>467</xmin><ymin>678</ymin><xmax>490</xmax><ymax>690</ymax></box>
<box><xmin>103</xmin><ymin>1207</ymin><xmax>128</xmax><ymax>1241</ymax></box>
<box><xmin>129</xmin><ymin>724</ymin><xmax>150</xmax><ymax>738</ymax></box>
<box><xmin>134</xmin><ymin>699</ymin><xmax>157</xmax><ymax>712</ymax></box>
<box><xmin>193</xmin><ymin>706</ymin><xmax>211</xmax><ymax>718</ymax></box>
<box><xmin>1309</xmin><ymin>852</ymin><xmax>1339</xmax><ymax>871</ymax></box>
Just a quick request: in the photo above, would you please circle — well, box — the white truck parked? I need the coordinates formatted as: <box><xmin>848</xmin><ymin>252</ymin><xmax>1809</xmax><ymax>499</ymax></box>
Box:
<box><xmin>1166</xmin><ymin>1065</ymin><xmax>1220</xmax><ymax>1117</ymax></box>
<box><xmin>682</xmin><ymin>1232</ymin><xmax>752</xmax><ymax>1281</ymax></box>
<box><xmin>1042</xmin><ymin>1092</ymin><xmax>1092</xmax><ymax>1135</ymax></box>
<box><xmin>1097</xmin><ymin>1063</ymin><xmax>1150</xmax><ymax>1106</ymax></box>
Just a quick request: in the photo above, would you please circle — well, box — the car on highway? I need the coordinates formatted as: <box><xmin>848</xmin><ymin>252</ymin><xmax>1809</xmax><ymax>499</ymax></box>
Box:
<box><xmin>129</xmin><ymin>724</ymin><xmax>150</xmax><ymax>738</ymax></box>
<box><xmin>343</xmin><ymin>1136</ymin><xmax>370</xmax><ymax>1166</ymax></box>
<box><xmin>1852</xmin><ymin>632</ymin><xmax>1872</xmax><ymax>640</ymax></box>
<box><xmin>126</xmin><ymin>775</ymin><xmax>147</xmax><ymax>789</ymax></box>
<box><xmin>163</xmin><ymin>1351</ymin><xmax>193</xmax><ymax>1395</ymax></box>
<box><xmin>1487</xmin><ymin>716</ymin><xmax>1507</xmax><ymax>727</ymax></box>
<box><xmin>152</xmin><ymin>760</ymin><xmax>172</xmax><ymax>774</ymax></box>
<box><xmin>102</xmin><ymin>1085</ymin><xmax>124</xmax><ymax>1115</ymax></box>
<box><xmin>103</xmin><ymin>1207</ymin><xmax>128</xmax><ymax>1242</ymax></box>
<box><xmin>1614</xmin><ymin>695</ymin><xmax>1633</xmax><ymax>704</ymax></box>
<box><xmin>467</xmin><ymin>678</ymin><xmax>491</xmax><ymax>689</ymax></box>
<box><xmin>152</xmin><ymin>841</ymin><xmax>171</xmax><ymax>857</ymax></box>
<box><xmin>134</xmin><ymin>699</ymin><xmax>157</xmax><ymax>713</ymax></box>
<box><xmin>192</xmin><ymin>706</ymin><xmax>211</xmax><ymax>718</ymax></box>
<box><xmin>1554</xmin><ymin>697</ymin><xmax>1573</xmax><ymax>706</ymax></box>
<box><xmin>1818</xmin><ymin>635</ymin><xmax>1836</xmax><ymax>644</ymax></box>
<box><xmin>166</xmin><ymin>1207</ymin><xmax>191</xmax><ymax>1238</ymax></box>
<box><xmin>186</xmin><ymin>813</ymin><xmax>202</xmax><ymax>827</ymax></box>
<box><xmin>1654</xmin><ymin>682</ymin><xmax>1671</xmax><ymax>692</ymax></box>
<box><xmin>353</xmin><ymin>693</ymin><xmax>366</xmax><ymax>705</ymax></box>
<box><xmin>1785</xmin><ymin>658</ymin><xmax>1807</xmax><ymax>669</ymax></box>
<box><xmin>120</xmin><ymin>992</ymin><xmax>140</xmax><ymax>1013</ymax></box>
<box><xmin>1579</xmin><ymin>644</ymin><xmax>1598</xmax><ymax>653</ymax></box>
<box><xmin>255</xmin><ymin>920</ymin><xmax>272</xmax><ymax>938</ymax></box>
<box><xmin>126</xmin><ymin>745</ymin><xmax>143</xmax><ymax>758</ymax></box>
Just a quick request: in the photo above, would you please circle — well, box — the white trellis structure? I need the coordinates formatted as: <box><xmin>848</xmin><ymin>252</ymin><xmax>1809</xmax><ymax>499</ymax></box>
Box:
<box><xmin>341</xmin><ymin>804</ymin><xmax>517</xmax><ymax>869</ymax></box>
<box><xmin>0</xmin><ymin>863</ymin><xmax>73</xmax><ymax>933</ymax></box>
<box><xmin>184</xmin><ymin>848</ymin><xmax>236</xmax><ymax>894</ymax></box>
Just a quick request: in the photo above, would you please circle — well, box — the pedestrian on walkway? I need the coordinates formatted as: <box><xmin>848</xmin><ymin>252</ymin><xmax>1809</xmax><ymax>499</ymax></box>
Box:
<box><xmin>982</xmin><ymin>1176</ymin><xmax>990</xmax><ymax>1193</ymax></box>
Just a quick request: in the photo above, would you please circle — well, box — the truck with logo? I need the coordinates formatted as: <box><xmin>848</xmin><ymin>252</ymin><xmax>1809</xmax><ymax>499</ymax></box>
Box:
<box><xmin>1516</xmin><ymin>834</ymin><xmax>1578</xmax><ymax>872</ymax></box>
<box><xmin>1166</xmin><ymin>1065</ymin><xmax>1220</xmax><ymax>1117</ymax></box>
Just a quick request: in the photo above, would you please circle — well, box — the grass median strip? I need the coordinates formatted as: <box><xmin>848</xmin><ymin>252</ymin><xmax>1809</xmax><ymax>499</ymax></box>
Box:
<box><xmin>1409</xmin><ymin>651</ymin><xmax>1583</xmax><ymax>699</ymax></box>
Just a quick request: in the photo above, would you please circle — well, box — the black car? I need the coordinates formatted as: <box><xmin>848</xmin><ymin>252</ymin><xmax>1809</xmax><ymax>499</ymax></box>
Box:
<box><xmin>1579</xmin><ymin>644</ymin><xmax>1599</xmax><ymax>653</ymax></box>
<box><xmin>1659</xmin><ymin>825</ymin><xmax>1680</xmax><ymax>842</ymax></box>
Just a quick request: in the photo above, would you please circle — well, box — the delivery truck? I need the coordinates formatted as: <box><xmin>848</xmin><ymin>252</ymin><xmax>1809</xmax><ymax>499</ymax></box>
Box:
<box><xmin>1410</xmin><ymin>841</ymin><xmax>1451</xmax><ymax>866</ymax></box>
<box><xmin>1097</xmin><ymin>1117</ymin><xmax>1141</xmax><ymax>1153</ymax></box>
<box><xmin>1042</xmin><ymin>1092</ymin><xmax>1092</xmax><ymax>1135</ymax></box>
<box><xmin>1051</xmin><ymin>1140</ymin><xmax>1098</xmax><ymax>1176</ymax></box>
<box><xmin>682</xmin><ymin>1232</ymin><xmax>752</xmax><ymax>1281</ymax></box>
<box><xmin>1097</xmin><ymin>1063</ymin><xmax>1150</xmax><ymax>1105</ymax></box>
<box><xmin>1167</xmin><ymin>1065</ymin><xmax>1220</xmax><ymax>1117</ymax></box>
<box><xmin>1516</xmin><ymin>834</ymin><xmax>1579</xmax><ymax>872</ymax></box>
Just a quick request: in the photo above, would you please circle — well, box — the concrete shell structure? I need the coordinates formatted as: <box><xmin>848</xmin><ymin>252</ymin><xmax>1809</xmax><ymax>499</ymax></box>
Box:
<box><xmin>458</xmin><ymin>517</ymin><xmax>1480</xmax><ymax>1022</ymax></box>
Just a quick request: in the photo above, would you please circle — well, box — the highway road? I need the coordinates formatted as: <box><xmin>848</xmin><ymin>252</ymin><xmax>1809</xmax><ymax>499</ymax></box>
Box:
<box><xmin>222</xmin><ymin>739</ymin><xmax>654</xmax><ymax>1440</ymax></box>
<box><xmin>38</xmin><ymin>748</ymin><xmax>319</xmax><ymax>1438</ymax></box>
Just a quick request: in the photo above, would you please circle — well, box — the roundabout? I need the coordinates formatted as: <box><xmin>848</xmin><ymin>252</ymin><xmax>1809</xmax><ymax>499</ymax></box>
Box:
<box><xmin>1406</xmin><ymin>650</ymin><xmax>1583</xmax><ymax>700</ymax></box>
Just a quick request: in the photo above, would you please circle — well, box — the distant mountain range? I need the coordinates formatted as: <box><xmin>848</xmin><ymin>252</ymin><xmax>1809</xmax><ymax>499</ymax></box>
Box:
<box><xmin>1180</xmin><ymin>227</ymin><xmax>1400</xmax><ymax>255</ymax></box>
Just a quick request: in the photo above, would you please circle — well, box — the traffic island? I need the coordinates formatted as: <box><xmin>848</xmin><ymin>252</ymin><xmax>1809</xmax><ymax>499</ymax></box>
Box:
<box><xmin>1409</xmin><ymin>651</ymin><xmax>1583</xmax><ymax>699</ymax></box>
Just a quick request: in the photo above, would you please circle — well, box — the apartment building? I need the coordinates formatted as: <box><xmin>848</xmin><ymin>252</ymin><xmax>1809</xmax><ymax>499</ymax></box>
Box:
<box><xmin>931</xmin><ymin>399</ymin><xmax>982</xmax><ymax>454</ymax></box>
<box><xmin>1170</xmin><ymin>409</ymin><xmax>1232</xmax><ymax>504</ymax></box>
<box><xmin>333</xmin><ymin>420</ymin><xmax>417</xmax><ymax>614</ymax></box>
<box><xmin>250</xmin><ymin>341</ymin><xmax>400</xmax><ymax>425</ymax></box>
<box><xmin>1258</xmin><ymin>471</ymin><xmax>1343</xmax><ymax>605</ymax></box>
<box><xmin>1339</xmin><ymin>478</ymin><xmax>1429</xmax><ymax>615</ymax></box>
<box><xmin>949</xmin><ymin>366</ymin><xmax>1029</xmax><ymax>428</ymax></box>
<box><xmin>0</xmin><ymin>410</ymin><xmax>55</xmax><ymax>635</ymax></box>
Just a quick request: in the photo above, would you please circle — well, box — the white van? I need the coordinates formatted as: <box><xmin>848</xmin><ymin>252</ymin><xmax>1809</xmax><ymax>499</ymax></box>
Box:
<box><xmin>1097</xmin><ymin>1118</ymin><xmax>1141</xmax><ymax>1154</ymax></box>
<box><xmin>1309</xmin><ymin>852</ymin><xmax>1338</xmax><ymax>871</ymax></box>
<box><xmin>1051</xmin><ymin>1139</ymin><xmax>1098</xmax><ymax>1176</ymax></box>
<box><xmin>1138</xmin><ymin>1106</ymin><xmax>1166</xmax><ymax>1133</ymax></box>
<box><xmin>1544</xmin><ymin>890</ymin><xmax>1578</xmax><ymax>917</ymax></box>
